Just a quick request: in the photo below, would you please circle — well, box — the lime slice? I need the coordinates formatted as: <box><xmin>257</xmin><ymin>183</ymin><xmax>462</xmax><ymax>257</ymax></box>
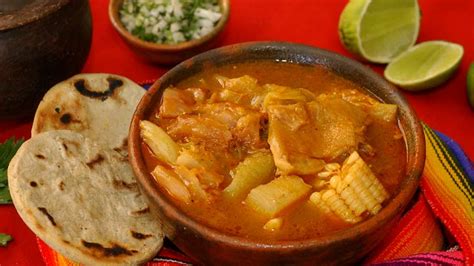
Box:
<box><xmin>467</xmin><ymin>63</ymin><xmax>474</xmax><ymax>109</ymax></box>
<box><xmin>384</xmin><ymin>41</ymin><xmax>464</xmax><ymax>91</ymax></box>
<box><xmin>339</xmin><ymin>0</ymin><xmax>420</xmax><ymax>63</ymax></box>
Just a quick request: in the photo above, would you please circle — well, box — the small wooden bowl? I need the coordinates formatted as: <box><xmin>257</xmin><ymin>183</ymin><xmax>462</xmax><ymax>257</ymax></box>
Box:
<box><xmin>129</xmin><ymin>42</ymin><xmax>425</xmax><ymax>265</ymax></box>
<box><xmin>0</xmin><ymin>0</ymin><xmax>92</xmax><ymax>119</ymax></box>
<box><xmin>109</xmin><ymin>0</ymin><xmax>230</xmax><ymax>65</ymax></box>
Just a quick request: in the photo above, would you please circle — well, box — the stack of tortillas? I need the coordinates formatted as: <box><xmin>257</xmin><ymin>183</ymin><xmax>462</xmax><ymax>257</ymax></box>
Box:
<box><xmin>8</xmin><ymin>74</ymin><xmax>164</xmax><ymax>265</ymax></box>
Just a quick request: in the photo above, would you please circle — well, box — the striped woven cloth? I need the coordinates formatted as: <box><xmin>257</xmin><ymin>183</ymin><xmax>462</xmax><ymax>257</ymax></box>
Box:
<box><xmin>37</xmin><ymin>126</ymin><xmax>474</xmax><ymax>265</ymax></box>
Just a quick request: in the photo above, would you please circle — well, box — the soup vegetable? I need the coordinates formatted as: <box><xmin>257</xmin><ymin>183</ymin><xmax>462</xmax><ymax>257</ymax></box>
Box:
<box><xmin>140</xmin><ymin>62</ymin><xmax>406</xmax><ymax>241</ymax></box>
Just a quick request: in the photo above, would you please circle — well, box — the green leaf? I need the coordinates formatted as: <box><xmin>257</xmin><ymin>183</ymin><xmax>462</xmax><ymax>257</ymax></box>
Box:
<box><xmin>0</xmin><ymin>169</ymin><xmax>13</xmax><ymax>204</ymax></box>
<box><xmin>0</xmin><ymin>138</ymin><xmax>24</xmax><ymax>169</ymax></box>
<box><xmin>0</xmin><ymin>168</ymin><xmax>6</xmax><ymax>185</ymax></box>
<box><xmin>0</xmin><ymin>137</ymin><xmax>24</xmax><ymax>204</ymax></box>
<box><xmin>0</xmin><ymin>186</ymin><xmax>12</xmax><ymax>205</ymax></box>
<box><xmin>0</xmin><ymin>233</ymin><xmax>12</xmax><ymax>247</ymax></box>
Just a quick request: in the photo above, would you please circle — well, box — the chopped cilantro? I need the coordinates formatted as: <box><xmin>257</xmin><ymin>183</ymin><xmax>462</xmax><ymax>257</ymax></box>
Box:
<box><xmin>0</xmin><ymin>233</ymin><xmax>12</xmax><ymax>247</ymax></box>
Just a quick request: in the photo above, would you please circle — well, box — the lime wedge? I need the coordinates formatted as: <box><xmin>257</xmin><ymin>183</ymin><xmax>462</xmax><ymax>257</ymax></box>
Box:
<box><xmin>339</xmin><ymin>0</ymin><xmax>420</xmax><ymax>63</ymax></box>
<box><xmin>467</xmin><ymin>63</ymin><xmax>474</xmax><ymax>109</ymax></box>
<box><xmin>384</xmin><ymin>41</ymin><xmax>464</xmax><ymax>91</ymax></box>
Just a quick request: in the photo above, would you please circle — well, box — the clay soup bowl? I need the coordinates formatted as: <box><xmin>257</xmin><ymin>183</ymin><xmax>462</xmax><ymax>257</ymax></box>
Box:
<box><xmin>129</xmin><ymin>42</ymin><xmax>425</xmax><ymax>265</ymax></box>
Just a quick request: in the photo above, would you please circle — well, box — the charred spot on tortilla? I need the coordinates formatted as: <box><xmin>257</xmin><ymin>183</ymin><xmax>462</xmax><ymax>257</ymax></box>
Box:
<box><xmin>30</xmin><ymin>181</ymin><xmax>38</xmax><ymax>187</ymax></box>
<box><xmin>35</xmin><ymin>221</ymin><xmax>45</xmax><ymax>231</ymax></box>
<box><xmin>86</xmin><ymin>154</ymin><xmax>105</xmax><ymax>169</ymax></box>
<box><xmin>35</xmin><ymin>154</ymin><xmax>45</xmax><ymax>159</ymax></box>
<box><xmin>61</xmin><ymin>140</ymin><xmax>80</xmax><ymax>153</ymax></box>
<box><xmin>38</xmin><ymin>207</ymin><xmax>57</xmax><ymax>226</ymax></box>
<box><xmin>131</xmin><ymin>231</ymin><xmax>152</xmax><ymax>240</ymax></box>
<box><xmin>122</xmin><ymin>138</ymin><xmax>128</xmax><ymax>149</ymax></box>
<box><xmin>107</xmin><ymin>77</ymin><xmax>124</xmax><ymax>91</ymax></box>
<box><xmin>74</xmin><ymin>77</ymin><xmax>124</xmax><ymax>101</ymax></box>
<box><xmin>81</xmin><ymin>240</ymin><xmax>137</xmax><ymax>257</ymax></box>
<box><xmin>112</xmin><ymin>137</ymin><xmax>130</xmax><ymax>158</ymax></box>
<box><xmin>132</xmin><ymin>207</ymin><xmax>150</xmax><ymax>215</ymax></box>
<box><xmin>59</xmin><ymin>181</ymin><xmax>65</xmax><ymax>191</ymax></box>
<box><xmin>60</xmin><ymin>113</ymin><xmax>72</xmax><ymax>124</ymax></box>
<box><xmin>112</xmin><ymin>179</ymin><xmax>137</xmax><ymax>190</ymax></box>
<box><xmin>112</xmin><ymin>147</ymin><xmax>129</xmax><ymax>161</ymax></box>
<box><xmin>54</xmin><ymin>107</ymin><xmax>61</xmax><ymax>113</ymax></box>
<box><xmin>59</xmin><ymin>113</ymin><xmax>83</xmax><ymax>126</ymax></box>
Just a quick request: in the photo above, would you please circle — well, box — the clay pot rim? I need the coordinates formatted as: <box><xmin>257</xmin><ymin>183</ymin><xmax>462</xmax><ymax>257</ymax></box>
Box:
<box><xmin>129</xmin><ymin>41</ymin><xmax>425</xmax><ymax>252</ymax></box>
<box><xmin>108</xmin><ymin>0</ymin><xmax>230</xmax><ymax>52</ymax></box>
<box><xmin>0</xmin><ymin>0</ymin><xmax>69</xmax><ymax>31</ymax></box>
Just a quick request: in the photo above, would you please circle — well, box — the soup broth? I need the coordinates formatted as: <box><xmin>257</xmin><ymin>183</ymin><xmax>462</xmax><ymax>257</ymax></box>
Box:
<box><xmin>141</xmin><ymin>62</ymin><xmax>406</xmax><ymax>241</ymax></box>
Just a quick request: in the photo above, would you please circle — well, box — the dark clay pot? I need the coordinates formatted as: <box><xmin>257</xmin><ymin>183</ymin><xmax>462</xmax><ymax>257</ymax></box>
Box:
<box><xmin>129</xmin><ymin>42</ymin><xmax>425</xmax><ymax>265</ymax></box>
<box><xmin>0</xmin><ymin>0</ymin><xmax>92</xmax><ymax>119</ymax></box>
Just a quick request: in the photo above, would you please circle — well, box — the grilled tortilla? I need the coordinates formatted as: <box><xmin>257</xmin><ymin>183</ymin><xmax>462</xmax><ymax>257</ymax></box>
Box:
<box><xmin>31</xmin><ymin>73</ymin><xmax>145</xmax><ymax>152</ymax></box>
<box><xmin>8</xmin><ymin>130</ymin><xmax>163</xmax><ymax>265</ymax></box>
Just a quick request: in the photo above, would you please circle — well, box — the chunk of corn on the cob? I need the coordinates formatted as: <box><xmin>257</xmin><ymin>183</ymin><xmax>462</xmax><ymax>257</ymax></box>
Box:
<box><xmin>310</xmin><ymin>151</ymin><xmax>389</xmax><ymax>223</ymax></box>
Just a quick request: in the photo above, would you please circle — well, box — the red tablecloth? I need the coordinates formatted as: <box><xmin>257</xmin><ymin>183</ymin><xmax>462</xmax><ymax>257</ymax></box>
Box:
<box><xmin>1</xmin><ymin>0</ymin><xmax>473</xmax><ymax>265</ymax></box>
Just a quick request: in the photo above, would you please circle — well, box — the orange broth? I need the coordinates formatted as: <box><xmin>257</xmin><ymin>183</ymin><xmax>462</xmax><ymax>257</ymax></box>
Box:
<box><xmin>142</xmin><ymin>62</ymin><xmax>407</xmax><ymax>241</ymax></box>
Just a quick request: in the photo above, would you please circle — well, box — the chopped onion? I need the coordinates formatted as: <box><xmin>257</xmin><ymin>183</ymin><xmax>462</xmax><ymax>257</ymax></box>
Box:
<box><xmin>120</xmin><ymin>0</ymin><xmax>222</xmax><ymax>44</ymax></box>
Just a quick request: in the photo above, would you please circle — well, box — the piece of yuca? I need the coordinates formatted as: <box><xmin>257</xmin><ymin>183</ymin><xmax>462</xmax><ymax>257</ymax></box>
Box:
<box><xmin>246</xmin><ymin>176</ymin><xmax>311</xmax><ymax>217</ymax></box>
<box><xmin>310</xmin><ymin>151</ymin><xmax>389</xmax><ymax>223</ymax></box>
<box><xmin>31</xmin><ymin>73</ymin><xmax>145</xmax><ymax>153</ymax></box>
<box><xmin>8</xmin><ymin>130</ymin><xmax>163</xmax><ymax>265</ymax></box>
<box><xmin>140</xmin><ymin>120</ymin><xmax>180</xmax><ymax>164</ymax></box>
<box><xmin>223</xmin><ymin>151</ymin><xmax>275</xmax><ymax>199</ymax></box>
